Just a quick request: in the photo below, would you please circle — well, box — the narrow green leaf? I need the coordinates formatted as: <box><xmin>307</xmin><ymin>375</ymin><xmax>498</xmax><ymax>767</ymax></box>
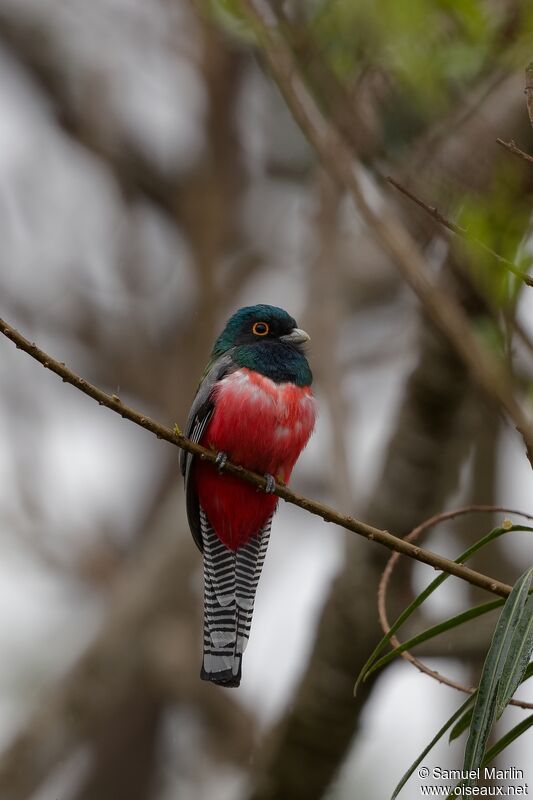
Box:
<box><xmin>451</xmin><ymin>660</ymin><xmax>533</xmax><ymax>743</ymax></box>
<box><xmin>449</xmin><ymin>706</ymin><xmax>474</xmax><ymax>742</ymax></box>
<box><xmin>390</xmin><ymin>695</ymin><xmax>474</xmax><ymax>800</ymax></box>
<box><xmin>449</xmin><ymin>713</ymin><xmax>533</xmax><ymax>798</ymax></box>
<box><xmin>496</xmin><ymin>593</ymin><xmax>533</xmax><ymax>717</ymax></box>
<box><xmin>522</xmin><ymin>661</ymin><xmax>533</xmax><ymax>682</ymax></box>
<box><xmin>367</xmin><ymin>598</ymin><xmax>504</xmax><ymax>677</ymax></box>
<box><xmin>481</xmin><ymin>713</ymin><xmax>533</xmax><ymax>767</ymax></box>
<box><xmin>394</xmin><ymin>660</ymin><xmax>533</xmax><ymax>797</ymax></box>
<box><xmin>463</xmin><ymin>566</ymin><xmax>533</xmax><ymax>779</ymax></box>
<box><xmin>354</xmin><ymin>567</ymin><xmax>450</xmax><ymax>696</ymax></box>
<box><xmin>354</xmin><ymin>525</ymin><xmax>532</xmax><ymax>695</ymax></box>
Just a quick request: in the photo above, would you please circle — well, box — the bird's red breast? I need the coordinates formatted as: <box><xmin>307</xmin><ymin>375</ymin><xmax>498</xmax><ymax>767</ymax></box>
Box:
<box><xmin>195</xmin><ymin>368</ymin><xmax>316</xmax><ymax>549</ymax></box>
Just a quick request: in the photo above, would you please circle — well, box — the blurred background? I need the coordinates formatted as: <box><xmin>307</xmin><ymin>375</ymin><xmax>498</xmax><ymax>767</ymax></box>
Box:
<box><xmin>0</xmin><ymin>1</ymin><xmax>532</xmax><ymax>798</ymax></box>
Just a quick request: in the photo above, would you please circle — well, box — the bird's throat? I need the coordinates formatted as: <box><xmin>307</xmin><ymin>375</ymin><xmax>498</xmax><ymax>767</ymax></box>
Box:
<box><xmin>232</xmin><ymin>342</ymin><xmax>312</xmax><ymax>386</ymax></box>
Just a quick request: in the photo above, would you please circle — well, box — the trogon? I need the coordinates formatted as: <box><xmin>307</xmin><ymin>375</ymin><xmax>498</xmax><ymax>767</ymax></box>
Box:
<box><xmin>181</xmin><ymin>305</ymin><xmax>316</xmax><ymax>687</ymax></box>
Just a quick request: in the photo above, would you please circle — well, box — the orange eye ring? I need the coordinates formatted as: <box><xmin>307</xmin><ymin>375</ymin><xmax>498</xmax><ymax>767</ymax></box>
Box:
<box><xmin>252</xmin><ymin>321</ymin><xmax>269</xmax><ymax>336</ymax></box>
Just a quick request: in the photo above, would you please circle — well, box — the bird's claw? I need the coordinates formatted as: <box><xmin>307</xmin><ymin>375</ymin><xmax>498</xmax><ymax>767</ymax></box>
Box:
<box><xmin>263</xmin><ymin>474</ymin><xmax>276</xmax><ymax>494</ymax></box>
<box><xmin>215</xmin><ymin>451</ymin><xmax>228</xmax><ymax>472</ymax></box>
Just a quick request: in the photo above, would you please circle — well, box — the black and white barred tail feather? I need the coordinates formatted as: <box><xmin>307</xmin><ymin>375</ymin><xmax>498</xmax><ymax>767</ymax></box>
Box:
<box><xmin>200</xmin><ymin>507</ymin><xmax>271</xmax><ymax>687</ymax></box>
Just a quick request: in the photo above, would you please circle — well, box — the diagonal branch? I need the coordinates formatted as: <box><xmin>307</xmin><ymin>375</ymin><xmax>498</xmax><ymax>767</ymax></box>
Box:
<box><xmin>0</xmin><ymin>315</ymin><xmax>519</xmax><ymax>597</ymax></box>
<box><xmin>237</xmin><ymin>0</ymin><xmax>533</xmax><ymax>470</ymax></box>
<box><xmin>497</xmin><ymin>137</ymin><xmax>533</xmax><ymax>167</ymax></box>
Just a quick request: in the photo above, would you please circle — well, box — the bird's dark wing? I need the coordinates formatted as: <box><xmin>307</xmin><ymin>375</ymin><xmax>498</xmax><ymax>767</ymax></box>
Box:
<box><xmin>181</xmin><ymin>353</ymin><xmax>234</xmax><ymax>551</ymax></box>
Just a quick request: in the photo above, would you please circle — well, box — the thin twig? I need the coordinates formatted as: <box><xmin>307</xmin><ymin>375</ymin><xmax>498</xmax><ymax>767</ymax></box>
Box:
<box><xmin>386</xmin><ymin>176</ymin><xmax>533</xmax><ymax>287</ymax></box>
<box><xmin>0</xmin><ymin>315</ymin><xmax>516</xmax><ymax>598</ymax></box>
<box><xmin>237</xmin><ymin>0</ymin><xmax>533</xmax><ymax>471</ymax></box>
<box><xmin>386</xmin><ymin>176</ymin><xmax>463</xmax><ymax>236</ymax></box>
<box><xmin>496</xmin><ymin>137</ymin><xmax>533</xmax><ymax>167</ymax></box>
<box><xmin>386</xmin><ymin>176</ymin><xmax>533</xmax><ymax>361</ymax></box>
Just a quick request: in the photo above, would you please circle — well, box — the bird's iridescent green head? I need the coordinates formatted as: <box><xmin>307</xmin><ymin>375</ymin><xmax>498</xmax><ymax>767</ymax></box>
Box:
<box><xmin>211</xmin><ymin>304</ymin><xmax>312</xmax><ymax>386</ymax></box>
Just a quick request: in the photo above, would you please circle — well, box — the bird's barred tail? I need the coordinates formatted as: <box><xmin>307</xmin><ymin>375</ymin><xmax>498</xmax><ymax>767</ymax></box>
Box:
<box><xmin>200</xmin><ymin>507</ymin><xmax>271</xmax><ymax>687</ymax></box>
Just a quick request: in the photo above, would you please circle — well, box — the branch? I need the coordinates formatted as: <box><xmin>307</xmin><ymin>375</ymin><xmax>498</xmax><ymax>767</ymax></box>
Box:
<box><xmin>0</xmin><ymin>315</ymin><xmax>517</xmax><ymax>597</ymax></box>
<box><xmin>496</xmin><ymin>137</ymin><xmax>533</xmax><ymax>167</ymax></box>
<box><xmin>237</xmin><ymin>0</ymin><xmax>533</xmax><ymax>470</ymax></box>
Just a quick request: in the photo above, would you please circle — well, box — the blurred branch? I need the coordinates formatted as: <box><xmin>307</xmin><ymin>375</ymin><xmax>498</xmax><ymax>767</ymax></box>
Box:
<box><xmin>306</xmin><ymin>170</ymin><xmax>353</xmax><ymax>509</ymax></box>
<box><xmin>0</xmin><ymin>314</ymin><xmax>517</xmax><ymax>598</ymax></box>
<box><xmin>0</xmin><ymin>514</ymin><xmax>254</xmax><ymax>799</ymax></box>
<box><xmin>284</xmin><ymin>18</ymin><xmax>533</xmax><ymax>292</ymax></box>
<box><xmin>0</xmin><ymin>7</ymin><xmax>183</xmax><ymax>218</ymax></box>
<box><xmin>327</xmin><ymin>70</ymin><xmax>529</xmax><ymax>323</ymax></box>
<box><xmin>238</xmin><ymin>0</ymin><xmax>533</xmax><ymax>470</ymax></box>
<box><xmin>273</xmin><ymin>4</ymin><xmax>383</xmax><ymax>162</ymax></box>
<box><xmin>526</xmin><ymin>62</ymin><xmax>533</xmax><ymax>130</ymax></box>
<box><xmin>0</xmin><ymin>11</ymin><xmax>251</xmax><ymax>421</ymax></box>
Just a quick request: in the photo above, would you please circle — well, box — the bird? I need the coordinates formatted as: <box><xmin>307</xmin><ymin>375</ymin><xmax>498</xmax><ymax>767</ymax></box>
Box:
<box><xmin>181</xmin><ymin>304</ymin><xmax>316</xmax><ymax>687</ymax></box>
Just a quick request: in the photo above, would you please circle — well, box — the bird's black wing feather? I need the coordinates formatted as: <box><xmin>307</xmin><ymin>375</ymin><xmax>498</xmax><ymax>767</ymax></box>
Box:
<box><xmin>181</xmin><ymin>353</ymin><xmax>235</xmax><ymax>551</ymax></box>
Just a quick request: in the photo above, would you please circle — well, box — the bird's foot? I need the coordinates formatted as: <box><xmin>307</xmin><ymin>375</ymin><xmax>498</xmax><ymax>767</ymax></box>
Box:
<box><xmin>215</xmin><ymin>451</ymin><xmax>228</xmax><ymax>473</ymax></box>
<box><xmin>262</xmin><ymin>474</ymin><xmax>276</xmax><ymax>494</ymax></box>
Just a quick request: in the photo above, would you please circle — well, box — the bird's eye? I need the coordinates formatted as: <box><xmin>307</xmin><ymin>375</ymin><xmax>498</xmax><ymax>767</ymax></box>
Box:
<box><xmin>252</xmin><ymin>321</ymin><xmax>269</xmax><ymax>336</ymax></box>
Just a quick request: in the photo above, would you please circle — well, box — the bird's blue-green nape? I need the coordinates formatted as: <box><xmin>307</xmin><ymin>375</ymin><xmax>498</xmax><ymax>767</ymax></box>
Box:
<box><xmin>211</xmin><ymin>304</ymin><xmax>312</xmax><ymax>387</ymax></box>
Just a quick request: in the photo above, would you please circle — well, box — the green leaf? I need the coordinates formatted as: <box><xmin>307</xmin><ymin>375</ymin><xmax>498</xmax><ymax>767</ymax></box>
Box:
<box><xmin>449</xmin><ymin>706</ymin><xmax>473</xmax><ymax>742</ymax></box>
<box><xmin>393</xmin><ymin>659</ymin><xmax>533</xmax><ymax>797</ymax></box>
<box><xmin>496</xmin><ymin>592</ymin><xmax>533</xmax><ymax>717</ymax></box>
<box><xmin>206</xmin><ymin>0</ymin><xmax>256</xmax><ymax>42</ymax></box>
<box><xmin>481</xmin><ymin>713</ymin><xmax>533</xmax><ymax>767</ymax></box>
<box><xmin>462</xmin><ymin>566</ymin><xmax>533</xmax><ymax>780</ymax></box>
<box><xmin>450</xmin><ymin>659</ymin><xmax>533</xmax><ymax>743</ymax></box>
<box><xmin>522</xmin><ymin>661</ymin><xmax>533</xmax><ymax>683</ymax></box>
<box><xmin>366</xmin><ymin>598</ymin><xmax>504</xmax><ymax>677</ymax></box>
<box><xmin>354</xmin><ymin>524</ymin><xmax>532</xmax><ymax>696</ymax></box>
<box><xmin>390</xmin><ymin>696</ymin><xmax>475</xmax><ymax>800</ymax></box>
<box><xmin>456</xmin><ymin>166</ymin><xmax>533</xmax><ymax>307</ymax></box>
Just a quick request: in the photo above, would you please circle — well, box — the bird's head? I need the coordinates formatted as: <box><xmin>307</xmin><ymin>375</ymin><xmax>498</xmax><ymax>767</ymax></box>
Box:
<box><xmin>211</xmin><ymin>305</ymin><xmax>312</xmax><ymax>386</ymax></box>
<box><xmin>213</xmin><ymin>305</ymin><xmax>310</xmax><ymax>354</ymax></box>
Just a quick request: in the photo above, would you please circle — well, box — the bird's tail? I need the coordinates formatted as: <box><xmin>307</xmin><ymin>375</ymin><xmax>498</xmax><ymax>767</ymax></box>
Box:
<box><xmin>200</xmin><ymin>508</ymin><xmax>271</xmax><ymax>687</ymax></box>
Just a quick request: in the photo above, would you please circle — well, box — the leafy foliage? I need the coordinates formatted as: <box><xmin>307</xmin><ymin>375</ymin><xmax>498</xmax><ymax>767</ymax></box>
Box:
<box><xmin>354</xmin><ymin>524</ymin><xmax>532</xmax><ymax>695</ymax></box>
<box><xmin>457</xmin><ymin>167</ymin><xmax>533</xmax><ymax>308</ymax></box>
<box><xmin>353</xmin><ymin>525</ymin><xmax>533</xmax><ymax>798</ymax></box>
<box><xmin>462</xmin><ymin>566</ymin><xmax>533</xmax><ymax>782</ymax></box>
